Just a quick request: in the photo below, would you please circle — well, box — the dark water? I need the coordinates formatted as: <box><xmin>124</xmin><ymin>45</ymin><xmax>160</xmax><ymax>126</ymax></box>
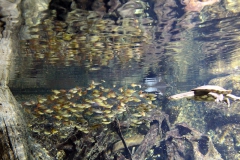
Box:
<box><xmin>3</xmin><ymin>0</ymin><xmax>240</xmax><ymax>159</ymax></box>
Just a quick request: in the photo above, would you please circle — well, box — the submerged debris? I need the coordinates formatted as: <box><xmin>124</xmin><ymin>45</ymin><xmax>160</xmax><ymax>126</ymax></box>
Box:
<box><xmin>164</xmin><ymin>123</ymin><xmax>223</xmax><ymax>160</ymax></box>
<box><xmin>131</xmin><ymin>111</ymin><xmax>170</xmax><ymax>160</ymax></box>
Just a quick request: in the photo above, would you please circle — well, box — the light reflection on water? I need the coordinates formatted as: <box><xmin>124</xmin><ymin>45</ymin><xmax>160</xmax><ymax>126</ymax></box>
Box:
<box><xmin>3</xmin><ymin>0</ymin><xmax>240</xmax><ymax>159</ymax></box>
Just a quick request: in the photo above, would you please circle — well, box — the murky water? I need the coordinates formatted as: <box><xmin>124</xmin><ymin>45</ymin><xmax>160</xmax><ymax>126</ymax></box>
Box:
<box><xmin>2</xmin><ymin>0</ymin><xmax>240</xmax><ymax>159</ymax></box>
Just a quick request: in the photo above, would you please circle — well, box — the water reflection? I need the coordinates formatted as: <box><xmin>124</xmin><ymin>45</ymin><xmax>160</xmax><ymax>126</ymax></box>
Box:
<box><xmin>3</xmin><ymin>0</ymin><xmax>240</xmax><ymax>159</ymax></box>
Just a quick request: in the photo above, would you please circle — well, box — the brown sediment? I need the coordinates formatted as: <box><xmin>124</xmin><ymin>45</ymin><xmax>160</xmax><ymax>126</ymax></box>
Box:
<box><xmin>112</xmin><ymin>134</ymin><xmax>145</xmax><ymax>152</ymax></box>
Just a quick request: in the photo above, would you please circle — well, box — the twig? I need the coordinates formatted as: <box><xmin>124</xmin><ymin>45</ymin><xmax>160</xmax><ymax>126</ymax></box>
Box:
<box><xmin>113</xmin><ymin>118</ymin><xmax>132</xmax><ymax>160</ymax></box>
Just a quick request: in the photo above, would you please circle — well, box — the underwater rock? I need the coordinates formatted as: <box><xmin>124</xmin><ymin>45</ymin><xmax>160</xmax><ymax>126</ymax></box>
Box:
<box><xmin>212</xmin><ymin>123</ymin><xmax>240</xmax><ymax>160</ymax></box>
<box><xmin>205</xmin><ymin>99</ymin><xmax>240</xmax><ymax>122</ymax></box>
<box><xmin>165</xmin><ymin>123</ymin><xmax>223</xmax><ymax>160</ymax></box>
<box><xmin>208</xmin><ymin>74</ymin><xmax>240</xmax><ymax>91</ymax></box>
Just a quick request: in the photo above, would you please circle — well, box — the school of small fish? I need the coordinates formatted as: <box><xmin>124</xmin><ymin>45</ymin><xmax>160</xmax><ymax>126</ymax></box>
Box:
<box><xmin>22</xmin><ymin>80</ymin><xmax>158</xmax><ymax>140</ymax></box>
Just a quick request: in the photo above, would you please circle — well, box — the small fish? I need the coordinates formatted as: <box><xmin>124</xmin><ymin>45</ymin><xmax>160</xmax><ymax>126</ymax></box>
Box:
<box><xmin>77</xmin><ymin>91</ymin><xmax>82</xmax><ymax>96</ymax></box>
<box><xmin>36</xmin><ymin>110</ymin><xmax>44</xmax><ymax>115</ymax></box>
<box><xmin>54</xmin><ymin>115</ymin><xmax>63</xmax><ymax>120</ymax></box>
<box><xmin>68</xmin><ymin>108</ymin><xmax>78</xmax><ymax>113</ymax></box>
<box><xmin>44</xmin><ymin>131</ymin><xmax>51</xmax><ymax>135</ymax></box>
<box><xmin>103</xmin><ymin>104</ymin><xmax>113</xmax><ymax>109</ymax></box>
<box><xmin>120</xmin><ymin>102</ymin><xmax>125</xmax><ymax>107</ymax></box>
<box><xmin>69</xmin><ymin>88</ymin><xmax>78</xmax><ymax>94</ymax></box>
<box><xmin>131</xmin><ymin>83</ymin><xmax>141</xmax><ymax>88</ymax></box>
<box><xmin>38</xmin><ymin>97</ymin><xmax>47</xmax><ymax>104</ymax></box>
<box><xmin>94</xmin><ymin>98</ymin><xmax>103</xmax><ymax>103</ymax></box>
<box><xmin>104</xmin><ymin>110</ymin><xmax>112</xmax><ymax>114</ymax></box>
<box><xmin>52</xmin><ymin>90</ymin><xmax>61</xmax><ymax>95</ymax></box>
<box><xmin>51</xmin><ymin>129</ymin><xmax>59</xmax><ymax>134</ymax></box>
<box><xmin>87</xmin><ymin>84</ymin><xmax>95</xmax><ymax>90</ymax></box>
<box><xmin>117</xmin><ymin>95</ymin><xmax>124</xmax><ymax>100</ymax></box>
<box><xmin>60</xmin><ymin>135</ymin><xmax>68</xmax><ymax>139</ymax></box>
<box><xmin>135</xmin><ymin>121</ymin><xmax>142</xmax><ymax>125</ymax></box>
<box><xmin>62</xmin><ymin>114</ymin><xmax>71</xmax><ymax>118</ymax></box>
<box><xmin>118</xmin><ymin>87</ymin><xmax>123</xmax><ymax>93</ymax></box>
<box><xmin>92</xmin><ymin>93</ymin><xmax>100</xmax><ymax>97</ymax></box>
<box><xmin>99</xmin><ymin>96</ymin><xmax>107</xmax><ymax>100</ymax></box>
<box><xmin>85</xmin><ymin>99</ymin><xmax>95</xmax><ymax>104</ymax></box>
<box><xmin>132</xmin><ymin>113</ymin><xmax>142</xmax><ymax>117</ymax></box>
<box><xmin>55</xmin><ymin>122</ymin><xmax>61</xmax><ymax>126</ymax></box>
<box><xmin>62</xmin><ymin>105</ymin><xmax>70</xmax><ymax>109</ymax></box>
<box><xmin>131</xmin><ymin>118</ymin><xmax>139</xmax><ymax>123</ymax></box>
<box><xmin>147</xmin><ymin>101</ymin><xmax>152</xmax><ymax>104</ymax></box>
<box><xmin>107</xmin><ymin>91</ymin><xmax>116</xmax><ymax>98</ymax></box>
<box><xmin>132</xmin><ymin>97</ymin><xmax>141</xmax><ymax>102</ymax></box>
<box><xmin>102</xmin><ymin>88</ymin><xmax>110</xmax><ymax>92</ymax></box>
<box><xmin>106</xmin><ymin>113</ymin><xmax>115</xmax><ymax>118</ymax></box>
<box><xmin>76</xmin><ymin>104</ymin><xmax>85</xmax><ymax>109</ymax></box>
<box><xmin>66</xmin><ymin>93</ymin><xmax>73</xmax><ymax>99</ymax></box>
<box><xmin>74</xmin><ymin>113</ymin><xmax>83</xmax><ymax>118</ymax></box>
<box><xmin>92</xmin><ymin>81</ymin><xmax>102</xmax><ymax>86</ymax></box>
<box><xmin>85</xmin><ymin>111</ymin><xmax>93</xmax><ymax>115</ymax></box>
<box><xmin>44</xmin><ymin>109</ymin><xmax>54</xmax><ymax>114</ymax></box>
<box><xmin>32</xmin><ymin>128</ymin><xmax>41</xmax><ymax>133</ymax></box>
<box><xmin>82</xmin><ymin>129</ymin><xmax>89</xmax><ymax>134</ymax></box>
<box><xmin>125</xmin><ymin>89</ymin><xmax>136</xmax><ymax>95</ymax></box>
<box><xmin>94</xmin><ymin>115</ymin><xmax>104</xmax><ymax>119</ymax></box>
<box><xmin>53</xmin><ymin>105</ymin><xmax>61</xmax><ymax>111</ymax></box>
<box><xmin>102</xmin><ymin>121</ymin><xmax>111</xmax><ymax>124</ymax></box>
<box><xmin>23</xmin><ymin>100</ymin><xmax>36</xmax><ymax>106</ymax></box>
<box><xmin>92</xmin><ymin>109</ymin><xmax>103</xmax><ymax>114</ymax></box>
<box><xmin>49</xmin><ymin>95</ymin><xmax>58</xmax><ymax>101</ymax></box>
<box><xmin>89</xmin><ymin>67</ymin><xmax>101</xmax><ymax>71</ymax></box>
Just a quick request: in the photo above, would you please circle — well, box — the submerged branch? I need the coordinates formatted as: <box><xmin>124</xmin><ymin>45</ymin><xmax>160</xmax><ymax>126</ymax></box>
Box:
<box><xmin>113</xmin><ymin>118</ymin><xmax>132</xmax><ymax>160</ymax></box>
